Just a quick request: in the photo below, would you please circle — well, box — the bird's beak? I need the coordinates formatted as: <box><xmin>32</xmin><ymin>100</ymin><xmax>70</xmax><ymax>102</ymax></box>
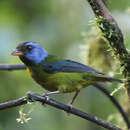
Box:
<box><xmin>11</xmin><ymin>49</ymin><xmax>23</xmax><ymax>56</ymax></box>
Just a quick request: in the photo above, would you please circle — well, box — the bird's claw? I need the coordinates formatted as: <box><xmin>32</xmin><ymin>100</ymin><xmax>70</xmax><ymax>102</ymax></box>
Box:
<box><xmin>42</xmin><ymin>94</ymin><xmax>50</xmax><ymax>107</ymax></box>
<box><xmin>66</xmin><ymin>102</ymin><xmax>73</xmax><ymax>115</ymax></box>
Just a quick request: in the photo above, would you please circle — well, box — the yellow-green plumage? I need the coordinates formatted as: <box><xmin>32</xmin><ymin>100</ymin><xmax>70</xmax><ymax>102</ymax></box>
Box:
<box><xmin>12</xmin><ymin>42</ymin><xmax>123</xmax><ymax>94</ymax></box>
<box><xmin>26</xmin><ymin>55</ymin><xmax>122</xmax><ymax>93</ymax></box>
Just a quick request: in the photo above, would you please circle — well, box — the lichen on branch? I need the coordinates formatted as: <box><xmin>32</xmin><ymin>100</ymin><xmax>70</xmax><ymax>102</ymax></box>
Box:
<box><xmin>87</xmin><ymin>0</ymin><xmax>130</xmax><ymax>98</ymax></box>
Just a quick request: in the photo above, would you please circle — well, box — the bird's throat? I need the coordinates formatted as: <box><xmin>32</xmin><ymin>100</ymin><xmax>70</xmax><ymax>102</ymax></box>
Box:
<box><xmin>19</xmin><ymin>56</ymin><xmax>36</xmax><ymax>66</ymax></box>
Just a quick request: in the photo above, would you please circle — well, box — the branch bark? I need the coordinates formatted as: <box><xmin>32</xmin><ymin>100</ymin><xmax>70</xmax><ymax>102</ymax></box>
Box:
<box><xmin>0</xmin><ymin>64</ymin><xmax>26</xmax><ymax>71</ymax></box>
<box><xmin>87</xmin><ymin>0</ymin><xmax>127</xmax><ymax>56</ymax></box>
<box><xmin>0</xmin><ymin>92</ymin><xmax>122</xmax><ymax>130</ymax></box>
<box><xmin>87</xmin><ymin>0</ymin><xmax>130</xmax><ymax>113</ymax></box>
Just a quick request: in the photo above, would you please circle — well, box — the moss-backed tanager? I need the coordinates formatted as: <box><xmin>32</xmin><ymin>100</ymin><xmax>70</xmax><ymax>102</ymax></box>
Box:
<box><xmin>11</xmin><ymin>42</ymin><xmax>122</xmax><ymax>105</ymax></box>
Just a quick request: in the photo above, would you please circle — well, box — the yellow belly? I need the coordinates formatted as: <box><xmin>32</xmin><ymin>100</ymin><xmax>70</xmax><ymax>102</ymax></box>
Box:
<box><xmin>26</xmin><ymin>67</ymin><xmax>33</xmax><ymax>77</ymax></box>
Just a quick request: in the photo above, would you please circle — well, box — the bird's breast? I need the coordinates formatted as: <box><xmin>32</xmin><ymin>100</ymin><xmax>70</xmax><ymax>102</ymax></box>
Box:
<box><xmin>26</xmin><ymin>66</ymin><xmax>58</xmax><ymax>91</ymax></box>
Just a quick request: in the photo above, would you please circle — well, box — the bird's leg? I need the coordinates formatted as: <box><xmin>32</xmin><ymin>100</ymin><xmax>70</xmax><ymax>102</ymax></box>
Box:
<box><xmin>67</xmin><ymin>90</ymin><xmax>80</xmax><ymax>114</ymax></box>
<box><xmin>42</xmin><ymin>91</ymin><xmax>60</xmax><ymax>106</ymax></box>
<box><xmin>43</xmin><ymin>91</ymin><xmax>60</xmax><ymax>96</ymax></box>
<box><xmin>69</xmin><ymin>90</ymin><xmax>80</xmax><ymax>106</ymax></box>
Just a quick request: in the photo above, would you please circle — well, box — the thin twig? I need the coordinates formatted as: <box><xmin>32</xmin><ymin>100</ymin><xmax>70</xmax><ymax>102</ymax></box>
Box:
<box><xmin>0</xmin><ymin>64</ymin><xmax>26</xmax><ymax>71</ymax></box>
<box><xmin>0</xmin><ymin>92</ymin><xmax>122</xmax><ymax>130</ymax></box>
<box><xmin>94</xmin><ymin>83</ymin><xmax>130</xmax><ymax>129</ymax></box>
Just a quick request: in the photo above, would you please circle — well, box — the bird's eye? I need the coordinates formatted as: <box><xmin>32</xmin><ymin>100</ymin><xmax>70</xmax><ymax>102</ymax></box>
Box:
<box><xmin>26</xmin><ymin>45</ymin><xmax>33</xmax><ymax>51</ymax></box>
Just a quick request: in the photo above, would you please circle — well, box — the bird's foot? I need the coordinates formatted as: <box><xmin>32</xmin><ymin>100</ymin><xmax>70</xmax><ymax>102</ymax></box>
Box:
<box><xmin>41</xmin><ymin>91</ymin><xmax>60</xmax><ymax>106</ymax></box>
<box><xmin>66</xmin><ymin>102</ymin><xmax>73</xmax><ymax>115</ymax></box>
<box><xmin>42</xmin><ymin>94</ymin><xmax>50</xmax><ymax>107</ymax></box>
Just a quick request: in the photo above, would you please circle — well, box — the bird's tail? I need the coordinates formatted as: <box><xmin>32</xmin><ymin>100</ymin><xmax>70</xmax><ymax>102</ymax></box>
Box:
<box><xmin>94</xmin><ymin>75</ymin><xmax>123</xmax><ymax>83</ymax></box>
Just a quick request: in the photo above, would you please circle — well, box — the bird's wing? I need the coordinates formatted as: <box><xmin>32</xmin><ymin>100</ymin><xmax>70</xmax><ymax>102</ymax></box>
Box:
<box><xmin>43</xmin><ymin>60</ymin><xmax>103</xmax><ymax>74</ymax></box>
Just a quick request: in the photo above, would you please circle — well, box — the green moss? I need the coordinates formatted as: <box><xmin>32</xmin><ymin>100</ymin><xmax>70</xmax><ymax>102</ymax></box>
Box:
<box><xmin>95</xmin><ymin>17</ymin><xmax>122</xmax><ymax>47</ymax></box>
<box><xmin>91</xmin><ymin>16</ymin><xmax>130</xmax><ymax>90</ymax></box>
<box><xmin>88</xmin><ymin>34</ymin><xmax>115</xmax><ymax>73</ymax></box>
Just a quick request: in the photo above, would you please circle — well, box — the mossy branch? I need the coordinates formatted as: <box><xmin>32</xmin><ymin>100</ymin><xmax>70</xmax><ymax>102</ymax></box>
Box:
<box><xmin>87</xmin><ymin>0</ymin><xmax>130</xmax><ymax>99</ymax></box>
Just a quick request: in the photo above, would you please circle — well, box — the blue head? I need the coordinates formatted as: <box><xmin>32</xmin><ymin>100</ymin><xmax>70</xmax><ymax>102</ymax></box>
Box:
<box><xmin>11</xmin><ymin>42</ymin><xmax>48</xmax><ymax>65</ymax></box>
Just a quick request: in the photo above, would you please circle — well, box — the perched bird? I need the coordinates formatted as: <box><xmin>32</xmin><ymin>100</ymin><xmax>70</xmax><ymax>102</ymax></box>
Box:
<box><xmin>11</xmin><ymin>42</ymin><xmax>122</xmax><ymax>105</ymax></box>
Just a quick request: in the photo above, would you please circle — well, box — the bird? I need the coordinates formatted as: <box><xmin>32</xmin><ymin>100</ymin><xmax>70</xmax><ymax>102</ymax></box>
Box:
<box><xmin>11</xmin><ymin>42</ymin><xmax>123</xmax><ymax>105</ymax></box>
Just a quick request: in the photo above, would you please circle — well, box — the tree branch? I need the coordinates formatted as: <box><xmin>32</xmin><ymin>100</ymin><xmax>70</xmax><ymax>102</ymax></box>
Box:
<box><xmin>87</xmin><ymin>0</ymin><xmax>127</xmax><ymax>56</ymax></box>
<box><xmin>0</xmin><ymin>97</ymin><xmax>27</xmax><ymax>109</ymax></box>
<box><xmin>0</xmin><ymin>64</ymin><xmax>26</xmax><ymax>71</ymax></box>
<box><xmin>0</xmin><ymin>92</ymin><xmax>122</xmax><ymax>130</ymax></box>
<box><xmin>87</xmin><ymin>0</ymin><xmax>130</xmax><ymax>114</ymax></box>
<box><xmin>94</xmin><ymin>83</ymin><xmax>130</xmax><ymax>129</ymax></box>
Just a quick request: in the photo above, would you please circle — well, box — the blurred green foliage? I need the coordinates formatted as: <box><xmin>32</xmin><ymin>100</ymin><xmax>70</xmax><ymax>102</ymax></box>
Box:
<box><xmin>0</xmin><ymin>0</ymin><xmax>130</xmax><ymax>130</ymax></box>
